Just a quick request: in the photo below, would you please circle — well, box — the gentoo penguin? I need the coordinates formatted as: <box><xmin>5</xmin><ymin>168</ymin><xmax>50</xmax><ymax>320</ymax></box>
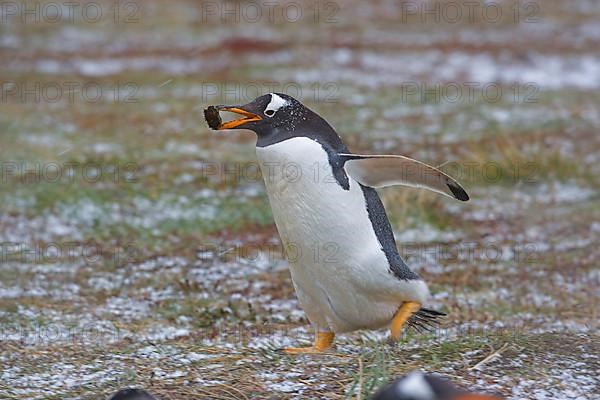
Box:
<box><xmin>108</xmin><ymin>388</ymin><xmax>157</xmax><ymax>400</ymax></box>
<box><xmin>204</xmin><ymin>93</ymin><xmax>469</xmax><ymax>353</ymax></box>
<box><xmin>372</xmin><ymin>371</ymin><xmax>502</xmax><ymax>400</ymax></box>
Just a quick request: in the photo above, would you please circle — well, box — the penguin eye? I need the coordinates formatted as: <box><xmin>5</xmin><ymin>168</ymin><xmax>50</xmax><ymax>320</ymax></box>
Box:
<box><xmin>264</xmin><ymin>109</ymin><xmax>275</xmax><ymax>117</ymax></box>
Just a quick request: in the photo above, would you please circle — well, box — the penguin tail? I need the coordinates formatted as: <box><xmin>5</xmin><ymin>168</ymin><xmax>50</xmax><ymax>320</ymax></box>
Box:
<box><xmin>407</xmin><ymin>308</ymin><xmax>446</xmax><ymax>333</ymax></box>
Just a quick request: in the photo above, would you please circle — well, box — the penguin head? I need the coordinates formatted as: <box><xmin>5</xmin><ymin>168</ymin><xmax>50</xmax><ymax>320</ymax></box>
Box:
<box><xmin>210</xmin><ymin>93</ymin><xmax>300</xmax><ymax>132</ymax></box>
<box><xmin>108</xmin><ymin>388</ymin><xmax>157</xmax><ymax>400</ymax></box>
<box><xmin>207</xmin><ymin>93</ymin><xmax>346</xmax><ymax>150</ymax></box>
<box><xmin>371</xmin><ymin>372</ymin><xmax>502</xmax><ymax>400</ymax></box>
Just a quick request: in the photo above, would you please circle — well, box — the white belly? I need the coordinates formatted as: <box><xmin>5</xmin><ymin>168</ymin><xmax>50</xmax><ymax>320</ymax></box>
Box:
<box><xmin>256</xmin><ymin>137</ymin><xmax>428</xmax><ymax>333</ymax></box>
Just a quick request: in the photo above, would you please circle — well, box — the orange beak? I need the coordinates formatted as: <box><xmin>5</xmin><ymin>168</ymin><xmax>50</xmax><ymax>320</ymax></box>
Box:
<box><xmin>217</xmin><ymin>107</ymin><xmax>262</xmax><ymax>130</ymax></box>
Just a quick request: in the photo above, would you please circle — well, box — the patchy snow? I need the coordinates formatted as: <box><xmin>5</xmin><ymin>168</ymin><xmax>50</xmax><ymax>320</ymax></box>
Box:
<box><xmin>286</xmin><ymin>51</ymin><xmax>600</xmax><ymax>90</ymax></box>
<box><xmin>103</xmin><ymin>296</ymin><xmax>151</xmax><ymax>319</ymax></box>
<box><xmin>395</xmin><ymin>224</ymin><xmax>461</xmax><ymax>243</ymax></box>
<box><xmin>264</xmin><ymin>380</ymin><xmax>306</xmax><ymax>393</ymax></box>
<box><xmin>509</xmin><ymin>360</ymin><xmax>598</xmax><ymax>400</ymax></box>
<box><xmin>534</xmin><ymin>182</ymin><xmax>596</xmax><ymax>204</ymax></box>
<box><xmin>145</xmin><ymin>326</ymin><xmax>191</xmax><ymax>341</ymax></box>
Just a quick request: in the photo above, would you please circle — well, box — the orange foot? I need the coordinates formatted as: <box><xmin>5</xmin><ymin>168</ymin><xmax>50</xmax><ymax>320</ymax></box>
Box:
<box><xmin>283</xmin><ymin>331</ymin><xmax>335</xmax><ymax>354</ymax></box>
<box><xmin>390</xmin><ymin>301</ymin><xmax>421</xmax><ymax>340</ymax></box>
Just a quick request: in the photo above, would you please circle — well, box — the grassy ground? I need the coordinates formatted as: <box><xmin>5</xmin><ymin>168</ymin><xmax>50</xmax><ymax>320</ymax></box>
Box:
<box><xmin>1</xmin><ymin>0</ymin><xmax>599</xmax><ymax>398</ymax></box>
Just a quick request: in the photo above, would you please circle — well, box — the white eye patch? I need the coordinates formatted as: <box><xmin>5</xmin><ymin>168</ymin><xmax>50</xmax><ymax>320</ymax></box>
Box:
<box><xmin>264</xmin><ymin>93</ymin><xmax>288</xmax><ymax>117</ymax></box>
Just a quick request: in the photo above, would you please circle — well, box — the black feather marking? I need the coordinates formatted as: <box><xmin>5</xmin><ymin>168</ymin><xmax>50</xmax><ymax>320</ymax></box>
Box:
<box><xmin>324</xmin><ymin>147</ymin><xmax>350</xmax><ymax>190</ymax></box>
<box><xmin>408</xmin><ymin>317</ymin><xmax>436</xmax><ymax>331</ymax></box>
<box><xmin>407</xmin><ymin>308</ymin><xmax>446</xmax><ymax>333</ymax></box>
<box><xmin>407</xmin><ymin>321</ymin><xmax>426</xmax><ymax>333</ymax></box>
<box><xmin>407</xmin><ymin>319</ymin><xmax>434</xmax><ymax>333</ymax></box>
<box><xmin>418</xmin><ymin>308</ymin><xmax>446</xmax><ymax>316</ymax></box>
<box><xmin>360</xmin><ymin>185</ymin><xmax>421</xmax><ymax>281</ymax></box>
<box><xmin>447</xmin><ymin>180</ymin><xmax>469</xmax><ymax>201</ymax></box>
<box><xmin>411</xmin><ymin>314</ymin><xmax>437</xmax><ymax>326</ymax></box>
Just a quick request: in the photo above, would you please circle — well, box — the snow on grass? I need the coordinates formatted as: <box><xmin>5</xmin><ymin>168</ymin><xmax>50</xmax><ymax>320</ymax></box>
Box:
<box><xmin>395</xmin><ymin>224</ymin><xmax>461</xmax><ymax>243</ymax></box>
<box><xmin>534</xmin><ymin>182</ymin><xmax>596</xmax><ymax>204</ymax></box>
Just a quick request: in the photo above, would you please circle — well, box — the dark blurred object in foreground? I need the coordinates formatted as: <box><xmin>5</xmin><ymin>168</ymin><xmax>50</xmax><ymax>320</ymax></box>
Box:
<box><xmin>372</xmin><ymin>372</ymin><xmax>501</xmax><ymax>400</ymax></box>
<box><xmin>109</xmin><ymin>388</ymin><xmax>157</xmax><ymax>400</ymax></box>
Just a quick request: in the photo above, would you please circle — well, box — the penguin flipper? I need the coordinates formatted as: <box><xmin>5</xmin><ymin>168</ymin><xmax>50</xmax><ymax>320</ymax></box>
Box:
<box><xmin>339</xmin><ymin>154</ymin><xmax>469</xmax><ymax>201</ymax></box>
